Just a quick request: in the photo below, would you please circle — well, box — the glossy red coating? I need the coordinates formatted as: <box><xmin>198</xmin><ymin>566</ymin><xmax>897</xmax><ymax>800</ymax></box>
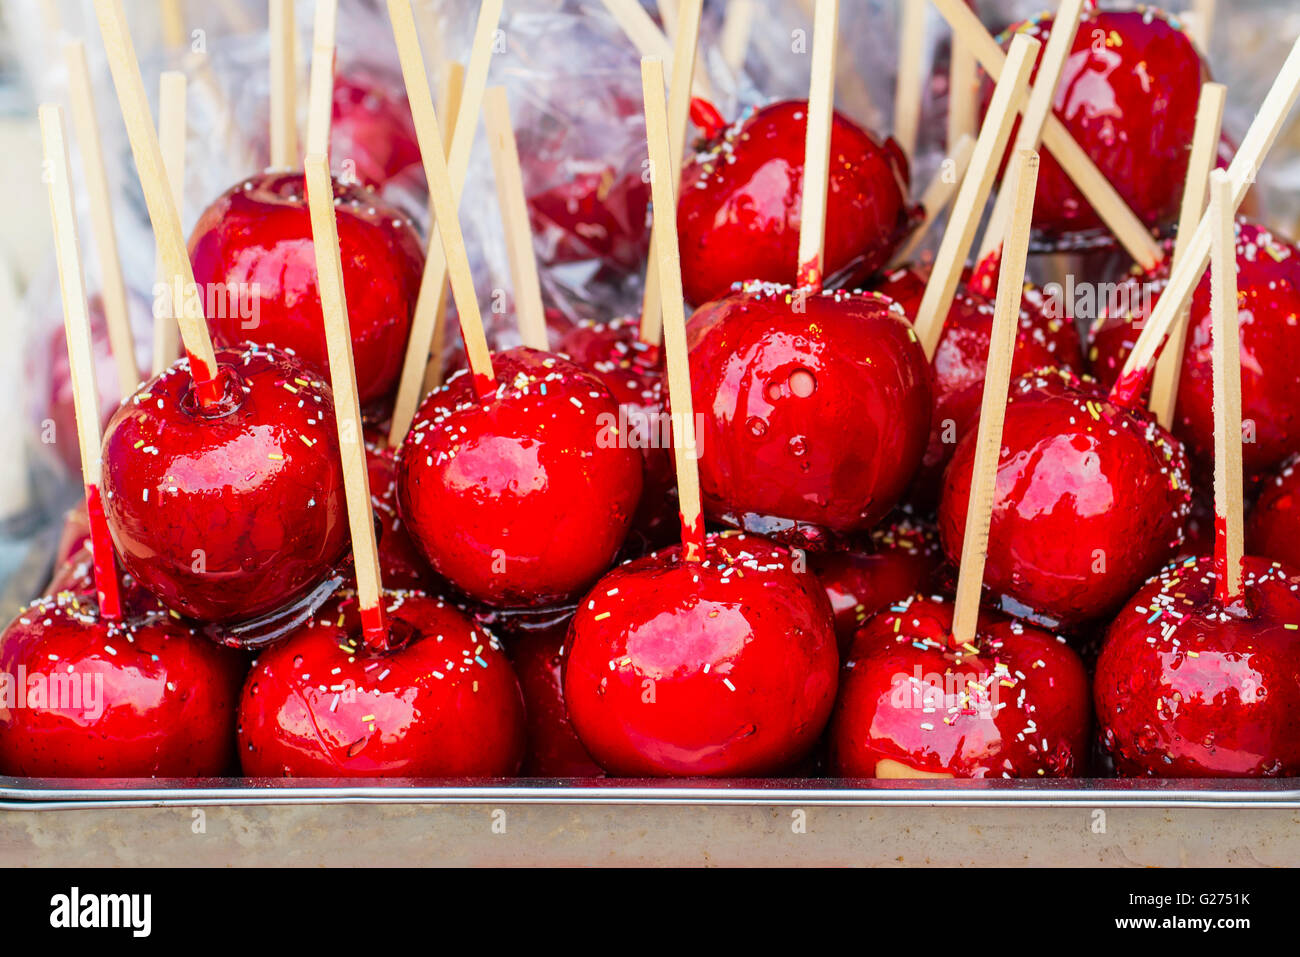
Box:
<box><xmin>1090</xmin><ymin>222</ymin><xmax>1300</xmax><ymax>476</ymax></box>
<box><xmin>507</xmin><ymin>610</ymin><xmax>604</xmax><ymax>777</ymax></box>
<box><xmin>676</xmin><ymin>100</ymin><xmax>917</xmax><ymax>305</ymax></box>
<box><xmin>363</xmin><ymin>432</ymin><xmax>439</xmax><ymax>593</ymax></box>
<box><xmin>991</xmin><ymin>8</ymin><xmax>1207</xmax><ymax>241</ymax></box>
<box><xmin>827</xmin><ymin>595</ymin><xmax>1091</xmax><ymax>778</ymax></box>
<box><xmin>0</xmin><ymin>593</ymin><xmax>245</xmax><ymax>777</ymax></box>
<box><xmin>100</xmin><ymin>344</ymin><xmax>350</xmax><ymax>623</ymax></box>
<box><xmin>939</xmin><ymin>369</ymin><xmax>1192</xmax><ymax>629</ymax></box>
<box><xmin>1095</xmin><ymin>556</ymin><xmax>1300</xmax><ymax>777</ymax></box>
<box><xmin>1247</xmin><ymin>455</ymin><xmax>1300</xmax><ymax>571</ymax></box>
<box><xmin>558</xmin><ymin>318</ymin><xmax>675</xmax><ymax>546</ymax></box>
<box><xmin>875</xmin><ymin>265</ymin><xmax>1082</xmax><ymax>504</ymax></box>
<box><xmin>686</xmin><ymin>284</ymin><xmax>932</xmax><ymax>549</ymax></box>
<box><xmin>189</xmin><ymin>170</ymin><xmax>423</xmax><ymax>405</ymax></box>
<box><xmin>563</xmin><ymin>531</ymin><xmax>838</xmax><ymax>776</ymax></box>
<box><xmin>810</xmin><ymin>513</ymin><xmax>946</xmax><ymax>654</ymax></box>
<box><xmin>238</xmin><ymin>590</ymin><xmax>526</xmax><ymax>777</ymax></box>
<box><xmin>330</xmin><ymin>72</ymin><xmax>421</xmax><ymax>190</ymax></box>
<box><xmin>396</xmin><ymin>348</ymin><xmax>643</xmax><ymax>608</ymax></box>
<box><xmin>528</xmin><ymin>165</ymin><xmax>651</xmax><ymax>273</ymax></box>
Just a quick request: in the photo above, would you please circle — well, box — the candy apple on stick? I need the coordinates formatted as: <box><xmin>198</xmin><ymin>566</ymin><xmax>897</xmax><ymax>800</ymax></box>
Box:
<box><xmin>385</xmin><ymin>0</ymin><xmax>503</xmax><ymax>446</ymax></box>
<box><xmin>0</xmin><ymin>106</ymin><xmax>243</xmax><ymax>779</ymax></box>
<box><xmin>1095</xmin><ymin>171</ymin><xmax>1300</xmax><ymax>778</ymax></box>
<box><xmin>686</xmin><ymin>0</ymin><xmax>931</xmax><ymax>550</ymax></box>
<box><xmin>388</xmin><ymin>0</ymin><xmax>642</xmax><ymax>608</ymax></box>
<box><xmin>563</xmin><ymin>53</ymin><xmax>838</xmax><ymax>777</ymax></box>
<box><xmin>829</xmin><ymin>151</ymin><xmax>1091</xmax><ymax>779</ymax></box>
<box><xmin>188</xmin><ymin>0</ymin><xmax>424</xmax><ymax>406</ymax></box>
<box><xmin>237</xmin><ymin>154</ymin><xmax>526</xmax><ymax>777</ymax></box>
<box><xmin>93</xmin><ymin>0</ymin><xmax>350</xmax><ymax>624</ymax></box>
<box><xmin>930</xmin><ymin>0</ymin><xmax>1164</xmax><ymax>274</ymax></box>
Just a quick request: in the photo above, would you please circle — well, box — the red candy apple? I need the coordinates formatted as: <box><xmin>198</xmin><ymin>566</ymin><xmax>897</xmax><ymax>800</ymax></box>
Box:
<box><xmin>1095</xmin><ymin>555</ymin><xmax>1300</xmax><ymax>776</ymax></box>
<box><xmin>189</xmin><ymin>170</ymin><xmax>423</xmax><ymax>405</ymax></box>
<box><xmin>991</xmin><ymin>8</ymin><xmax>1208</xmax><ymax>241</ymax></box>
<box><xmin>687</xmin><ymin>284</ymin><xmax>932</xmax><ymax>549</ymax></box>
<box><xmin>507</xmin><ymin>609</ymin><xmax>604</xmax><ymax>777</ymax></box>
<box><xmin>0</xmin><ymin>592</ymin><xmax>245</xmax><ymax>777</ymax></box>
<box><xmin>330</xmin><ymin>72</ymin><xmax>422</xmax><ymax>191</ymax></box>
<box><xmin>364</xmin><ymin>431</ymin><xmax>439</xmax><ymax>593</ymax></box>
<box><xmin>677</xmin><ymin>100</ymin><xmax>917</xmax><ymax>305</ymax></box>
<box><xmin>528</xmin><ymin>164</ymin><xmax>651</xmax><ymax>273</ymax></box>
<box><xmin>875</xmin><ymin>265</ymin><xmax>1081</xmax><ymax>503</ymax></box>
<box><xmin>100</xmin><ymin>344</ymin><xmax>350</xmax><ymax>623</ymax></box>
<box><xmin>1249</xmin><ymin>455</ymin><xmax>1300</xmax><ymax>570</ymax></box>
<box><xmin>238</xmin><ymin>590</ymin><xmax>526</xmax><ymax>776</ymax></box>
<box><xmin>827</xmin><ymin>595</ymin><xmax>1091</xmax><ymax>778</ymax></box>
<box><xmin>563</xmin><ymin>531</ymin><xmax>838</xmax><ymax>777</ymax></box>
<box><xmin>939</xmin><ymin>368</ymin><xmax>1192</xmax><ymax>629</ymax></box>
<box><xmin>810</xmin><ymin>513</ymin><xmax>945</xmax><ymax>653</ymax></box>
<box><xmin>1090</xmin><ymin>222</ymin><xmax>1300</xmax><ymax>476</ymax></box>
<box><xmin>396</xmin><ymin>347</ymin><xmax>643</xmax><ymax>608</ymax></box>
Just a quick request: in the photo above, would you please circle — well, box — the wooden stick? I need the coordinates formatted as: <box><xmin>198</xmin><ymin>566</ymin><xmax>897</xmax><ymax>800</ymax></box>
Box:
<box><xmin>947</xmin><ymin>35</ymin><xmax>977</xmax><ymax>148</ymax></box>
<box><xmin>931</xmin><ymin>0</ymin><xmax>1164</xmax><ymax>272</ymax></box>
<box><xmin>1148</xmin><ymin>82</ymin><xmax>1227</xmax><ymax>427</ymax></box>
<box><xmin>912</xmin><ymin>33</ymin><xmax>1039</xmax><ymax>360</ymax></box>
<box><xmin>153</xmin><ymin>71</ymin><xmax>186</xmax><ymax>376</ymax></box>
<box><xmin>305</xmin><ymin>0</ymin><xmax>337</xmax><ymax>161</ymax></box>
<box><xmin>161</xmin><ymin>0</ymin><xmax>185</xmax><ymax>48</ymax></box>
<box><xmin>642</xmin><ymin>57</ymin><xmax>705</xmax><ymax>563</ymax></box>
<box><xmin>889</xmin><ymin>133</ymin><xmax>975</xmax><ymax>266</ymax></box>
<box><xmin>658</xmin><ymin>0</ymin><xmax>679</xmax><ymax>40</ymax></box>
<box><xmin>720</xmin><ymin>0</ymin><xmax>755</xmax><ymax>75</ymax></box>
<box><xmin>951</xmin><ymin>149</ymin><xmax>1040</xmax><ymax>647</ymax></box>
<box><xmin>40</xmin><ymin>104</ymin><xmax>123</xmax><ymax>621</ymax></box>
<box><xmin>977</xmin><ymin>0</ymin><xmax>1085</xmax><ymax>263</ymax></box>
<box><xmin>420</xmin><ymin>61</ymin><xmax>466</xmax><ymax>398</ymax></box>
<box><xmin>795</xmin><ymin>0</ymin><xmax>839</xmax><ymax>291</ymax></box>
<box><xmin>1189</xmin><ymin>0</ymin><xmax>1216</xmax><ymax>52</ymax></box>
<box><xmin>304</xmin><ymin>153</ymin><xmax>387</xmax><ymax>645</ymax></box>
<box><xmin>894</xmin><ymin>0</ymin><xmax>926</xmax><ymax>162</ymax></box>
<box><xmin>93</xmin><ymin>0</ymin><xmax>220</xmax><ymax>403</ymax></box>
<box><xmin>601</xmin><ymin>0</ymin><xmax>673</xmax><ymax>60</ymax></box>
<box><xmin>484</xmin><ymin>86</ymin><xmax>547</xmax><ymax>351</ymax></box>
<box><xmin>65</xmin><ymin>39</ymin><xmax>139</xmax><ymax>397</ymax></box>
<box><xmin>388</xmin><ymin>0</ymin><xmax>494</xmax><ymax>403</ymax></box>
<box><xmin>388</xmin><ymin>0</ymin><xmax>502</xmax><ymax>444</ymax></box>
<box><xmin>1115</xmin><ymin>37</ymin><xmax>1300</xmax><ymax>389</ymax></box>
<box><xmin>270</xmin><ymin>0</ymin><xmax>298</xmax><ymax>169</ymax></box>
<box><xmin>1209</xmin><ymin>169</ymin><xmax>1243</xmax><ymax>602</ymax></box>
<box><xmin>638</xmin><ymin>0</ymin><xmax>703</xmax><ymax>346</ymax></box>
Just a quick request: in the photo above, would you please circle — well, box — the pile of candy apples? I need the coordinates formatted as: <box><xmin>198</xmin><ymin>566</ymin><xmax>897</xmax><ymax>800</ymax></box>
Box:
<box><xmin>5</xmin><ymin>1</ymin><xmax>1300</xmax><ymax>785</ymax></box>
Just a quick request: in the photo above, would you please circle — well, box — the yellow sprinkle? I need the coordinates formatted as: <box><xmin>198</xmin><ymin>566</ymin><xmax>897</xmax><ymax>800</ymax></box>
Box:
<box><xmin>593</xmin><ymin>612</ymin><xmax>611</xmax><ymax>621</ymax></box>
<box><xmin>267</xmin><ymin>453</ymin><xmax>284</xmax><ymax>461</ymax></box>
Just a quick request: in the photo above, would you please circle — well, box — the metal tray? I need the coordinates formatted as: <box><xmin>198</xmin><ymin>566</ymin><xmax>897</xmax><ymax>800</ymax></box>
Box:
<box><xmin>3</xmin><ymin>778</ymin><xmax>1298</xmax><ymax>866</ymax></box>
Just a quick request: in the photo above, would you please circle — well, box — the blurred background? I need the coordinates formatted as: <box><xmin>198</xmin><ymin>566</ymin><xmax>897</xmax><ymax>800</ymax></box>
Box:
<box><xmin>0</xmin><ymin>0</ymin><xmax>1298</xmax><ymax>618</ymax></box>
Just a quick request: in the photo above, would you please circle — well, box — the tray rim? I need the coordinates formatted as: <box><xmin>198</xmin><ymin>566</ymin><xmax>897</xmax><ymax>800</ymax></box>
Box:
<box><xmin>4</xmin><ymin>777</ymin><xmax>1300</xmax><ymax>810</ymax></box>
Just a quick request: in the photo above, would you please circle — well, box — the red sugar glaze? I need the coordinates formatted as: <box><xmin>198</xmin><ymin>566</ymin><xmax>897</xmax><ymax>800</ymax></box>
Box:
<box><xmin>238</xmin><ymin>590</ymin><xmax>526</xmax><ymax>777</ymax></box>
<box><xmin>827</xmin><ymin>595</ymin><xmax>1091</xmax><ymax>778</ymax></box>
<box><xmin>939</xmin><ymin>368</ymin><xmax>1192</xmax><ymax>629</ymax></box>
<box><xmin>990</xmin><ymin>8</ymin><xmax>1207</xmax><ymax>241</ymax></box>
<box><xmin>100</xmin><ymin>344</ymin><xmax>350</xmax><ymax>624</ymax></box>
<box><xmin>563</xmin><ymin>531</ymin><xmax>838</xmax><ymax>777</ymax></box>
<box><xmin>330</xmin><ymin>73</ymin><xmax>422</xmax><ymax>190</ymax></box>
<box><xmin>395</xmin><ymin>347</ymin><xmax>643</xmax><ymax>608</ymax></box>
<box><xmin>1090</xmin><ymin>222</ymin><xmax>1300</xmax><ymax>476</ymax></box>
<box><xmin>676</xmin><ymin>100</ymin><xmax>917</xmax><ymax>305</ymax></box>
<box><xmin>686</xmin><ymin>284</ymin><xmax>932</xmax><ymax>549</ymax></box>
<box><xmin>0</xmin><ymin>593</ymin><xmax>245</xmax><ymax>777</ymax></box>
<box><xmin>1095</xmin><ymin>555</ymin><xmax>1300</xmax><ymax>777</ymax></box>
<box><xmin>1249</xmin><ymin>455</ymin><xmax>1300</xmax><ymax>571</ymax></box>
<box><xmin>507</xmin><ymin>610</ymin><xmax>604</xmax><ymax>777</ymax></box>
<box><xmin>810</xmin><ymin>513</ymin><xmax>946</xmax><ymax>654</ymax></box>
<box><xmin>363</xmin><ymin>432</ymin><xmax>441</xmax><ymax>593</ymax></box>
<box><xmin>189</xmin><ymin>170</ymin><xmax>423</xmax><ymax>405</ymax></box>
